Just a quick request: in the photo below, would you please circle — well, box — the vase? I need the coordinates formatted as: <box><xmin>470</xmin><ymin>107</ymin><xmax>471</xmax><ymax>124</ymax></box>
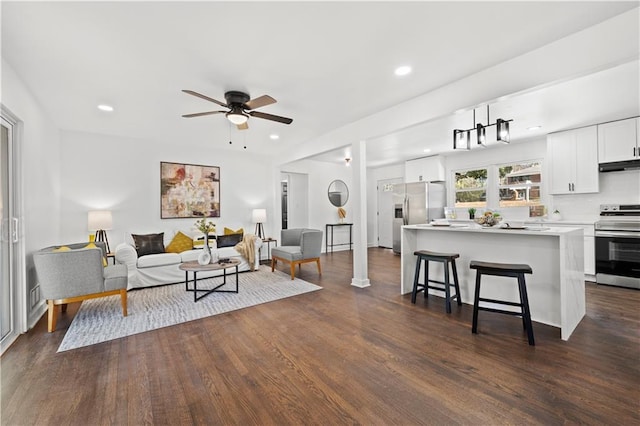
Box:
<box><xmin>197</xmin><ymin>234</ymin><xmax>212</xmax><ymax>265</ymax></box>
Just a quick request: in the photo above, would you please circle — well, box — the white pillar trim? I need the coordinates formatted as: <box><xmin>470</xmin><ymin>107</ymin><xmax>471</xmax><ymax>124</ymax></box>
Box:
<box><xmin>351</xmin><ymin>139</ymin><xmax>370</xmax><ymax>288</ymax></box>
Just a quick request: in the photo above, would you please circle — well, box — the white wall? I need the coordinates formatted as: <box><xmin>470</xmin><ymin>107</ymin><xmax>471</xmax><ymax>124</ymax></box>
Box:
<box><xmin>59</xmin><ymin>130</ymin><xmax>274</xmax><ymax>247</ymax></box>
<box><xmin>279</xmin><ymin>159</ymin><xmax>353</xmax><ymax>250</ymax></box>
<box><xmin>2</xmin><ymin>58</ymin><xmax>62</xmax><ymax>328</ymax></box>
<box><xmin>367</xmin><ymin>163</ymin><xmax>404</xmax><ymax>246</ymax></box>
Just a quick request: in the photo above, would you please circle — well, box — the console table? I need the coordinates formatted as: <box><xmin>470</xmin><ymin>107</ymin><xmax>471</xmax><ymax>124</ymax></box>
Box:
<box><xmin>325</xmin><ymin>223</ymin><xmax>353</xmax><ymax>253</ymax></box>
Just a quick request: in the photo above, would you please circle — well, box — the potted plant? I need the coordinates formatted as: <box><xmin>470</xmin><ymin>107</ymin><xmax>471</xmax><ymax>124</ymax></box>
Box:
<box><xmin>467</xmin><ymin>207</ymin><xmax>476</xmax><ymax>219</ymax></box>
<box><xmin>195</xmin><ymin>218</ymin><xmax>216</xmax><ymax>264</ymax></box>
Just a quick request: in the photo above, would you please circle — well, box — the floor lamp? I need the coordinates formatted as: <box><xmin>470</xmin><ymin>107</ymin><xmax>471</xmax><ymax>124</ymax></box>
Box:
<box><xmin>88</xmin><ymin>210</ymin><xmax>113</xmax><ymax>253</ymax></box>
<box><xmin>252</xmin><ymin>209</ymin><xmax>266</xmax><ymax>240</ymax></box>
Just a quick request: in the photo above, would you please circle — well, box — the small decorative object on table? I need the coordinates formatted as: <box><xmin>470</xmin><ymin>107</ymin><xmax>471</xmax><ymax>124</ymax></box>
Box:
<box><xmin>195</xmin><ymin>218</ymin><xmax>216</xmax><ymax>265</ymax></box>
<box><xmin>467</xmin><ymin>207</ymin><xmax>476</xmax><ymax>220</ymax></box>
<box><xmin>551</xmin><ymin>209</ymin><xmax>562</xmax><ymax>221</ymax></box>
<box><xmin>474</xmin><ymin>211</ymin><xmax>502</xmax><ymax>227</ymax></box>
<box><xmin>337</xmin><ymin>207</ymin><xmax>347</xmax><ymax>224</ymax></box>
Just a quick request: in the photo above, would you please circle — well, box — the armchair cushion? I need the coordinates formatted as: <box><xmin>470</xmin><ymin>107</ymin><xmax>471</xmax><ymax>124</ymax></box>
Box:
<box><xmin>33</xmin><ymin>241</ymin><xmax>129</xmax><ymax>332</ymax></box>
<box><xmin>271</xmin><ymin>228</ymin><xmax>323</xmax><ymax>280</ymax></box>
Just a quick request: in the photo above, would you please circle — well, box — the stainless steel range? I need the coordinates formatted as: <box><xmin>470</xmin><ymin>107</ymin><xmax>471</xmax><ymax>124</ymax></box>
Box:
<box><xmin>595</xmin><ymin>204</ymin><xmax>640</xmax><ymax>289</ymax></box>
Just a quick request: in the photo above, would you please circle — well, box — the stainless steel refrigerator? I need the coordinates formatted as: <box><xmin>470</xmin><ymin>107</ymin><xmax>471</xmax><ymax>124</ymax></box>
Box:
<box><xmin>392</xmin><ymin>182</ymin><xmax>446</xmax><ymax>254</ymax></box>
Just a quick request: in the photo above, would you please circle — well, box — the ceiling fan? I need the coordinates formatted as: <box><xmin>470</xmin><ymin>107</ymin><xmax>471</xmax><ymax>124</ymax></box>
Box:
<box><xmin>181</xmin><ymin>90</ymin><xmax>293</xmax><ymax>130</ymax></box>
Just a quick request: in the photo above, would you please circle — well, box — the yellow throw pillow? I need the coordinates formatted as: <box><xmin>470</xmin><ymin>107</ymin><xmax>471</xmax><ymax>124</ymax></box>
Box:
<box><xmin>53</xmin><ymin>246</ymin><xmax>71</xmax><ymax>252</ymax></box>
<box><xmin>224</xmin><ymin>227</ymin><xmax>244</xmax><ymax>235</ymax></box>
<box><xmin>85</xmin><ymin>242</ymin><xmax>107</xmax><ymax>267</ymax></box>
<box><xmin>166</xmin><ymin>231</ymin><xmax>194</xmax><ymax>253</ymax></box>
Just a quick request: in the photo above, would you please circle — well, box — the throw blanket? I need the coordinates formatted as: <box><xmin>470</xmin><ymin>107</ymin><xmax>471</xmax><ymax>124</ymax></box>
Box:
<box><xmin>234</xmin><ymin>233</ymin><xmax>257</xmax><ymax>271</ymax></box>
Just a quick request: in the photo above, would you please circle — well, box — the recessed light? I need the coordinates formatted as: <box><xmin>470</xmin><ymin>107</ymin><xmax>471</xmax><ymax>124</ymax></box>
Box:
<box><xmin>97</xmin><ymin>104</ymin><xmax>114</xmax><ymax>112</ymax></box>
<box><xmin>269</xmin><ymin>134</ymin><xmax>279</xmax><ymax>140</ymax></box>
<box><xmin>394</xmin><ymin>65</ymin><xmax>412</xmax><ymax>77</ymax></box>
<box><xmin>527</xmin><ymin>125</ymin><xmax>542</xmax><ymax>131</ymax></box>
<box><xmin>423</xmin><ymin>148</ymin><xmax>432</xmax><ymax>153</ymax></box>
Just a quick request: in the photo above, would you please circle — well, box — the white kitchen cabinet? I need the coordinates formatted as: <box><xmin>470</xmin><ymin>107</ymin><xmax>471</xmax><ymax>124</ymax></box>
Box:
<box><xmin>547</xmin><ymin>126</ymin><xmax>599</xmax><ymax>194</ymax></box>
<box><xmin>597</xmin><ymin>117</ymin><xmax>639</xmax><ymax>163</ymax></box>
<box><xmin>405</xmin><ymin>155</ymin><xmax>445</xmax><ymax>183</ymax></box>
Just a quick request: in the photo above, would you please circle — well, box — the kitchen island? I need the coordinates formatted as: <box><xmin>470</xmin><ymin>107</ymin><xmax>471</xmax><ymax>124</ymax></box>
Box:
<box><xmin>401</xmin><ymin>224</ymin><xmax>585</xmax><ymax>340</ymax></box>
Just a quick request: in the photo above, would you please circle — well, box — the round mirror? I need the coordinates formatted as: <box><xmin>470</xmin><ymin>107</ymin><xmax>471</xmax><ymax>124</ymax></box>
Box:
<box><xmin>328</xmin><ymin>180</ymin><xmax>349</xmax><ymax>207</ymax></box>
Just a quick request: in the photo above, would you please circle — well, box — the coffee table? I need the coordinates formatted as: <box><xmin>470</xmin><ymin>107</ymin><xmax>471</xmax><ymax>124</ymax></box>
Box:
<box><xmin>179</xmin><ymin>259</ymin><xmax>241</xmax><ymax>302</ymax></box>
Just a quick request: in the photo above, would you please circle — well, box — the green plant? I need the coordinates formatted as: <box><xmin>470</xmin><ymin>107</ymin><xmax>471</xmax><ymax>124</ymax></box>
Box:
<box><xmin>467</xmin><ymin>207</ymin><xmax>476</xmax><ymax>215</ymax></box>
<box><xmin>195</xmin><ymin>218</ymin><xmax>216</xmax><ymax>234</ymax></box>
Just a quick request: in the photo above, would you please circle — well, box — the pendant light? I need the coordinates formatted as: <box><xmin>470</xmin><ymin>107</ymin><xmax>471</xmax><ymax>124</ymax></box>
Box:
<box><xmin>452</xmin><ymin>104</ymin><xmax>512</xmax><ymax>150</ymax></box>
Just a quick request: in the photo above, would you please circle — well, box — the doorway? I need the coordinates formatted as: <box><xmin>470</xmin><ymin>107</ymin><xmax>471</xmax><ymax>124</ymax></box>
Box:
<box><xmin>1</xmin><ymin>111</ymin><xmax>21</xmax><ymax>354</ymax></box>
<box><xmin>377</xmin><ymin>177</ymin><xmax>403</xmax><ymax>248</ymax></box>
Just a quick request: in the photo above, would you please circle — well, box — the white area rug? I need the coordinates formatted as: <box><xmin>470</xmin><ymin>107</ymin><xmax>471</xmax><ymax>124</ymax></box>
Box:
<box><xmin>58</xmin><ymin>267</ymin><xmax>321</xmax><ymax>352</ymax></box>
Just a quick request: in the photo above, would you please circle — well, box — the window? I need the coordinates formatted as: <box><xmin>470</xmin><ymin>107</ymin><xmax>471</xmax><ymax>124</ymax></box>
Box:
<box><xmin>455</xmin><ymin>168</ymin><xmax>487</xmax><ymax>208</ymax></box>
<box><xmin>498</xmin><ymin>162</ymin><xmax>541</xmax><ymax>207</ymax></box>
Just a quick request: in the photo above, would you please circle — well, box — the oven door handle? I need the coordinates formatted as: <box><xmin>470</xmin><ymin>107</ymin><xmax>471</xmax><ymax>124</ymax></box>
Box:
<box><xmin>595</xmin><ymin>231</ymin><xmax>640</xmax><ymax>238</ymax></box>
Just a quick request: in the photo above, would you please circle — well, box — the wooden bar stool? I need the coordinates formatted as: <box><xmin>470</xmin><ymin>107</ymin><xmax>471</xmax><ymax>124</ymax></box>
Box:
<box><xmin>412</xmin><ymin>250</ymin><xmax>462</xmax><ymax>313</ymax></box>
<box><xmin>469</xmin><ymin>260</ymin><xmax>535</xmax><ymax>346</ymax></box>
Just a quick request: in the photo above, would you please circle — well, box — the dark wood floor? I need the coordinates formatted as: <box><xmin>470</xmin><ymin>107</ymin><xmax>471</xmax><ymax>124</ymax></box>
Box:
<box><xmin>2</xmin><ymin>248</ymin><xmax>639</xmax><ymax>425</ymax></box>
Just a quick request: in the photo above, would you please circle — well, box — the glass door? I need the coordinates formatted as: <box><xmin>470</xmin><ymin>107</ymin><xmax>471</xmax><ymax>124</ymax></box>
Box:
<box><xmin>1</xmin><ymin>115</ymin><xmax>17</xmax><ymax>353</ymax></box>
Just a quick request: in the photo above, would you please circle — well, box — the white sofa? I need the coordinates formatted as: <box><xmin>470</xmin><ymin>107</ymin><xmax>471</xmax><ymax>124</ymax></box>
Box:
<box><xmin>115</xmin><ymin>231</ymin><xmax>262</xmax><ymax>290</ymax></box>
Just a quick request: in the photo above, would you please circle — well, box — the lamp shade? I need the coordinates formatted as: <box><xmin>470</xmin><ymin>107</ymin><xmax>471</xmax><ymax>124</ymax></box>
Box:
<box><xmin>252</xmin><ymin>208</ymin><xmax>267</xmax><ymax>223</ymax></box>
<box><xmin>226</xmin><ymin>111</ymin><xmax>248</xmax><ymax>125</ymax></box>
<box><xmin>88</xmin><ymin>210</ymin><xmax>113</xmax><ymax>231</ymax></box>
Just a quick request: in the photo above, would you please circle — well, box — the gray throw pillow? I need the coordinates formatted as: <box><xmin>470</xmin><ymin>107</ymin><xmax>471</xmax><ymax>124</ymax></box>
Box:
<box><xmin>132</xmin><ymin>233</ymin><xmax>165</xmax><ymax>256</ymax></box>
<box><xmin>216</xmin><ymin>233</ymin><xmax>243</xmax><ymax>248</ymax></box>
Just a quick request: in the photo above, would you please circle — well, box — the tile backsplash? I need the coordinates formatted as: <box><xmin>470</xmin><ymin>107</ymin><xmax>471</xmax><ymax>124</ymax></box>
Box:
<box><xmin>551</xmin><ymin>169</ymin><xmax>640</xmax><ymax>221</ymax></box>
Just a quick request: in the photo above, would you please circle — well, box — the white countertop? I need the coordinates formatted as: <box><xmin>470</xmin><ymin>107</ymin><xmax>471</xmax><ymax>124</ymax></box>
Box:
<box><xmin>405</xmin><ymin>223</ymin><xmax>583</xmax><ymax>237</ymax></box>
<box><xmin>401</xmin><ymin>222</ymin><xmax>586</xmax><ymax>340</ymax></box>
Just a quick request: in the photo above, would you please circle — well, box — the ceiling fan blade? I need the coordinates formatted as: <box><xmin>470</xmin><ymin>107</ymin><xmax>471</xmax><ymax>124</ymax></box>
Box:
<box><xmin>248</xmin><ymin>110</ymin><xmax>293</xmax><ymax>125</ymax></box>
<box><xmin>237</xmin><ymin>122</ymin><xmax>249</xmax><ymax>130</ymax></box>
<box><xmin>244</xmin><ymin>95</ymin><xmax>276</xmax><ymax>110</ymax></box>
<box><xmin>182</xmin><ymin>90</ymin><xmax>228</xmax><ymax>108</ymax></box>
<box><xmin>182</xmin><ymin>111</ymin><xmax>225</xmax><ymax>118</ymax></box>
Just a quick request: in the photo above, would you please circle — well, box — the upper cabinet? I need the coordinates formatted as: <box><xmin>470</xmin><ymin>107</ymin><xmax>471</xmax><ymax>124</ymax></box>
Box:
<box><xmin>405</xmin><ymin>156</ymin><xmax>445</xmax><ymax>183</ymax></box>
<box><xmin>597</xmin><ymin>117</ymin><xmax>639</xmax><ymax>163</ymax></box>
<box><xmin>547</xmin><ymin>126</ymin><xmax>599</xmax><ymax>195</ymax></box>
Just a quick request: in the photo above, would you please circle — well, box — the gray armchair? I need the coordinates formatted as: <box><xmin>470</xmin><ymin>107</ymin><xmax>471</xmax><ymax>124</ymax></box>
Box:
<box><xmin>271</xmin><ymin>228</ymin><xmax>323</xmax><ymax>280</ymax></box>
<box><xmin>33</xmin><ymin>241</ymin><xmax>128</xmax><ymax>332</ymax></box>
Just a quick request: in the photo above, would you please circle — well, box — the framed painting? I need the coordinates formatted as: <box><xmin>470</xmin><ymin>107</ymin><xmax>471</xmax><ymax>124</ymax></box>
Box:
<box><xmin>160</xmin><ymin>161</ymin><xmax>220</xmax><ymax>219</ymax></box>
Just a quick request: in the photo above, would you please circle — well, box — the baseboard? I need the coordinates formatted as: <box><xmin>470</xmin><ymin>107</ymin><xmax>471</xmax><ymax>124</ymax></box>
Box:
<box><xmin>28</xmin><ymin>300</ymin><xmax>47</xmax><ymax>330</ymax></box>
<box><xmin>351</xmin><ymin>278</ymin><xmax>371</xmax><ymax>288</ymax></box>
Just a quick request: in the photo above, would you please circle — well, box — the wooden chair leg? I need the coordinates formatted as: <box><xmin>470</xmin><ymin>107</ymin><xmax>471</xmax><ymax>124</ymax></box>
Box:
<box><xmin>47</xmin><ymin>300</ymin><xmax>57</xmax><ymax>333</ymax></box>
<box><xmin>120</xmin><ymin>289</ymin><xmax>128</xmax><ymax>317</ymax></box>
<box><xmin>61</xmin><ymin>303</ymin><xmax>68</xmax><ymax>313</ymax></box>
<box><xmin>290</xmin><ymin>262</ymin><xmax>296</xmax><ymax>280</ymax></box>
<box><xmin>271</xmin><ymin>258</ymin><xmax>276</xmax><ymax>272</ymax></box>
<box><xmin>316</xmin><ymin>258</ymin><xmax>322</xmax><ymax>275</ymax></box>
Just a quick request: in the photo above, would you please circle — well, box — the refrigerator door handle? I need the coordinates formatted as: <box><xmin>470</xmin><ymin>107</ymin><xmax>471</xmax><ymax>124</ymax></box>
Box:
<box><xmin>403</xmin><ymin>196</ymin><xmax>409</xmax><ymax>226</ymax></box>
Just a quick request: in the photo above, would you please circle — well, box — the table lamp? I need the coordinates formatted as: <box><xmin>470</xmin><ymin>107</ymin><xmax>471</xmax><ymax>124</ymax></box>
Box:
<box><xmin>88</xmin><ymin>210</ymin><xmax>113</xmax><ymax>253</ymax></box>
<box><xmin>252</xmin><ymin>208</ymin><xmax>266</xmax><ymax>240</ymax></box>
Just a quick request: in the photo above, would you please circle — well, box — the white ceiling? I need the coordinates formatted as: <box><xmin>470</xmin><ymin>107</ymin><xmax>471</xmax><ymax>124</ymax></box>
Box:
<box><xmin>2</xmin><ymin>1</ymin><xmax>639</xmax><ymax>167</ymax></box>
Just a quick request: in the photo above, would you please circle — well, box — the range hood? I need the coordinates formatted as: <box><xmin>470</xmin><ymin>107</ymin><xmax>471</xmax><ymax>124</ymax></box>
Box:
<box><xmin>599</xmin><ymin>159</ymin><xmax>640</xmax><ymax>172</ymax></box>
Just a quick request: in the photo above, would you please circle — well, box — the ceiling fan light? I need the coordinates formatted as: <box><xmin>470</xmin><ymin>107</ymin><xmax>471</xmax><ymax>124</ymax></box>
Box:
<box><xmin>476</xmin><ymin>123</ymin><xmax>486</xmax><ymax>146</ymax></box>
<box><xmin>497</xmin><ymin>119</ymin><xmax>510</xmax><ymax>143</ymax></box>
<box><xmin>226</xmin><ymin>111</ymin><xmax>248</xmax><ymax>125</ymax></box>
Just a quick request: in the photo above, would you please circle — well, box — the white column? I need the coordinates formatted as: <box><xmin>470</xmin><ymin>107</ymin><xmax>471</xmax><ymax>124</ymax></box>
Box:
<box><xmin>351</xmin><ymin>140</ymin><xmax>370</xmax><ymax>288</ymax></box>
